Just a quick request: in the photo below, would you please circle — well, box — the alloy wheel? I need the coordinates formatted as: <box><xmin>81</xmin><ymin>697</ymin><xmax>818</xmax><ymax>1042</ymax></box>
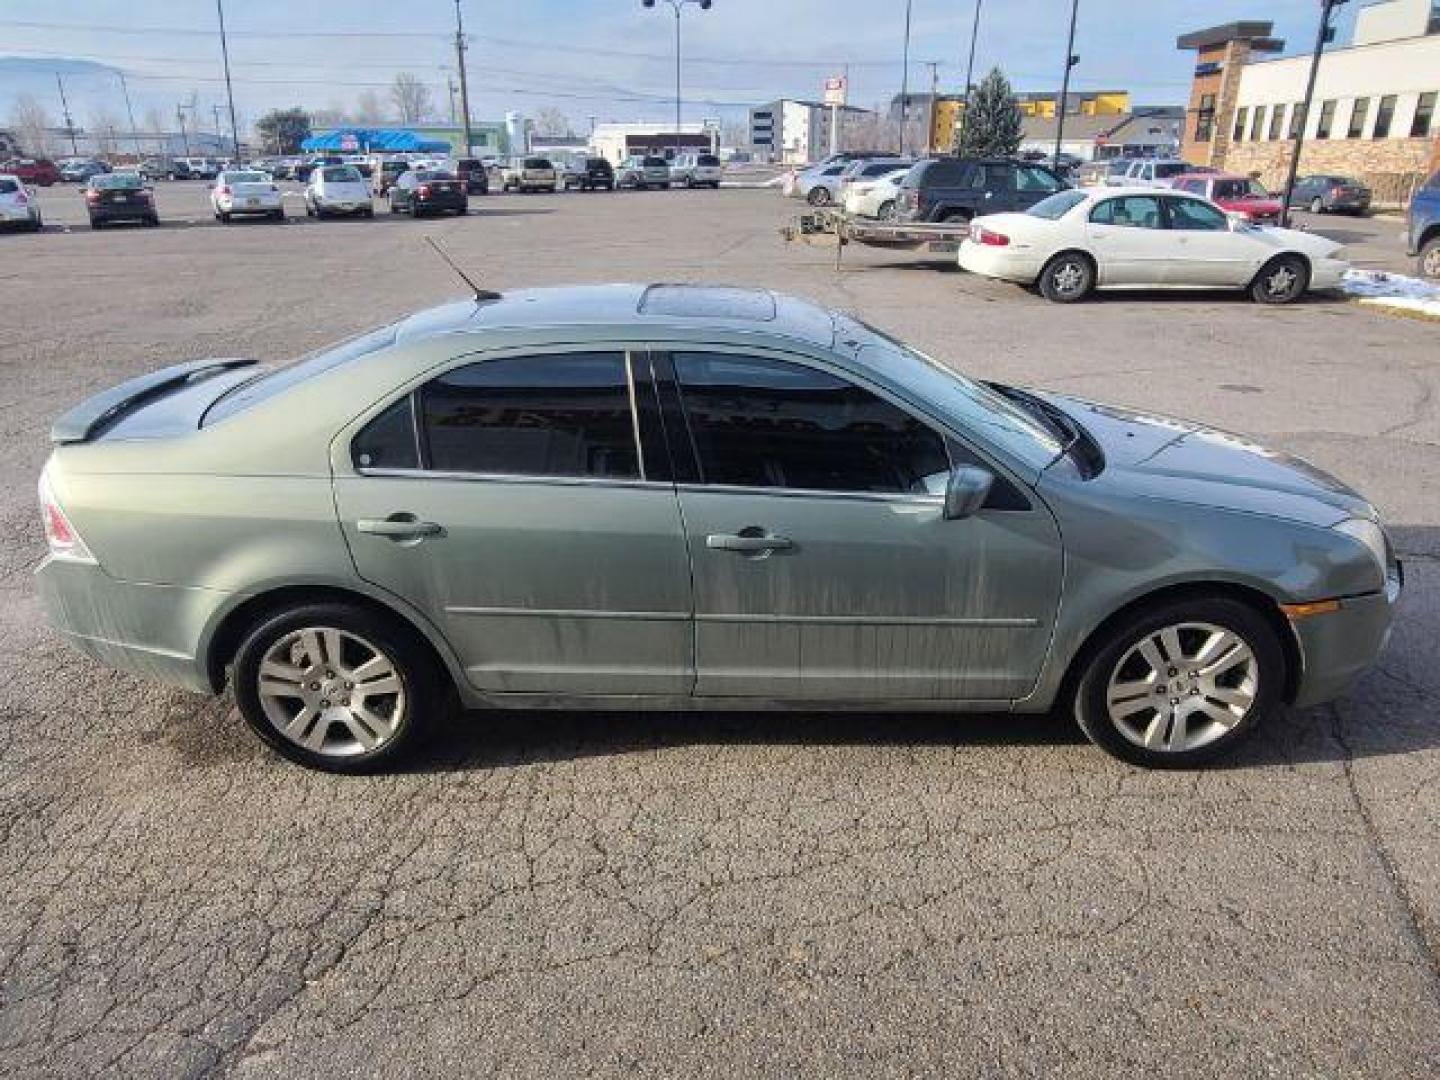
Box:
<box><xmin>1422</xmin><ymin>244</ymin><xmax>1440</xmax><ymax>279</ymax></box>
<box><xmin>1105</xmin><ymin>622</ymin><xmax>1258</xmax><ymax>754</ymax></box>
<box><xmin>256</xmin><ymin>626</ymin><xmax>406</xmax><ymax>758</ymax></box>
<box><xmin>1263</xmin><ymin>264</ymin><xmax>1299</xmax><ymax>298</ymax></box>
<box><xmin>1051</xmin><ymin>260</ymin><xmax>1086</xmax><ymax>296</ymax></box>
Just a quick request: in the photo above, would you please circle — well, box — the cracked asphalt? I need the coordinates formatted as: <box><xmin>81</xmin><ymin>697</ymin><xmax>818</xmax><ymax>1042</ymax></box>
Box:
<box><xmin>1</xmin><ymin>183</ymin><xmax>1438</xmax><ymax>1078</ymax></box>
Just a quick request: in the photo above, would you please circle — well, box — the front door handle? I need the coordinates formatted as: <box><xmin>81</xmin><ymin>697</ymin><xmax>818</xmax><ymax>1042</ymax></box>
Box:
<box><xmin>357</xmin><ymin>515</ymin><xmax>443</xmax><ymax>540</ymax></box>
<box><xmin>706</xmin><ymin>531</ymin><xmax>794</xmax><ymax>554</ymax></box>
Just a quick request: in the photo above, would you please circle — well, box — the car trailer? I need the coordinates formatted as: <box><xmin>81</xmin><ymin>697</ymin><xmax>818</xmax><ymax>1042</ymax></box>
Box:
<box><xmin>781</xmin><ymin>208</ymin><xmax>972</xmax><ymax>269</ymax></box>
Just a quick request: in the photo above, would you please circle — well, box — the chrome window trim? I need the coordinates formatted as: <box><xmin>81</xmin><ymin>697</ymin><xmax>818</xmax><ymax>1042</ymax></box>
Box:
<box><xmin>675</xmin><ymin>481</ymin><xmax>943</xmax><ymax>506</ymax></box>
<box><xmin>355</xmin><ymin>466</ymin><xmax>672</xmax><ymax>491</ymax></box>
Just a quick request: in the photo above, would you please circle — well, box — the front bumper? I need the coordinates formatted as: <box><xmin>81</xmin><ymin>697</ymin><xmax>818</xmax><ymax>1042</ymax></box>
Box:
<box><xmin>34</xmin><ymin>556</ymin><xmax>230</xmax><ymax>694</ymax></box>
<box><xmin>1289</xmin><ymin>569</ymin><xmax>1402</xmax><ymax>708</ymax></box>
<box><xmin>1309</xmin><ymin>256</ymin><xmax>1349</xmax><ymax>291</ymax></box>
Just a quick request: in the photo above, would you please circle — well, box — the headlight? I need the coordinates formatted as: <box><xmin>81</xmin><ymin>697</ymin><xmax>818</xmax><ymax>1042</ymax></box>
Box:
<box><xmin>1334</xmin><ymin>518</ymin><xmax>1392</xmax><ymax>579</ymax></box>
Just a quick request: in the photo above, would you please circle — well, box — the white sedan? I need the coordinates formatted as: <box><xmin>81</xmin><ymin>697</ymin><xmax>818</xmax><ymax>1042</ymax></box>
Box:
<box><xmin>0</xmin><ymin>174</ymin><xmax>42</xmax><ymax>231</ymax></box>
<box><xmin>957</xmin><ymin>187</ymin><xmax>1347</xmax><ymax>304</ymax></box>
<box><xmin>210</xmin><ymin>170</ymin><xmax>284</xmax><ymax>223</ymax></box>
<box><xmin>305</xmin><ymin>164</ymin><xmax>374</xmax><ymax>218</ymax></box>
<box><xmin>841</xmin><ymin>167</ymin><xmax>911</xmax><ymax>220</ymax></box>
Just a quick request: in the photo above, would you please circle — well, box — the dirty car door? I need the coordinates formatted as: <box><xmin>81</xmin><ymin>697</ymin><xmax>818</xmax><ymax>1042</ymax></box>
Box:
<box><xmin>333</xmin><ymin>349</ymin><xmax>693</xmax><ymax>695</ymax></box>
<box><xmin>664</xmin><ymin>350</ymin><xmax>1063</xmax><ymax>701</ymax></box>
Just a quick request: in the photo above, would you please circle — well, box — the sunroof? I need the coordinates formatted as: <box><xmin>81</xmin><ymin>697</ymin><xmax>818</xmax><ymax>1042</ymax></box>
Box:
<box><xmin>637</xmin><ymin>285</ymin><xmax>776</xmax><ymax>321</ymax></box>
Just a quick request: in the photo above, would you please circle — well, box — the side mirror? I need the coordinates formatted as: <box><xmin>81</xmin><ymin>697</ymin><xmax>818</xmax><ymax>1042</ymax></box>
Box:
<box><xmin>944</xmin><ymin>466</ymin><xmax>994</xmax><ymax>521</ymax></box>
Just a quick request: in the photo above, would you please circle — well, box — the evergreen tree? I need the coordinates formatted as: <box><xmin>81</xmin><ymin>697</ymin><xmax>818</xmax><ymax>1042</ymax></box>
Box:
<box><xmin>954</xmin><ymin>67</ymin><xmax>1023</xmax><ymax>156</ymax></box>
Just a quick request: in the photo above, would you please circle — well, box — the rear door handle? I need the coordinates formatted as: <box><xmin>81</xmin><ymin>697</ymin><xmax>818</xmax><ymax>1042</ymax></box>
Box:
<box><xmin>357</xmin><ymin>515</ymin><xmax>442</xmax><ymax>540</ymax></box>
<box><xmin>706</xmin><ymin>532</ymin><xmax>794</xmax><ymax>553</ymax></box>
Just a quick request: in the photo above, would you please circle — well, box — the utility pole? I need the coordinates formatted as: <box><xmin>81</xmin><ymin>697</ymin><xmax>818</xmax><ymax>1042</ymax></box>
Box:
<box><xmin>1280</xmin><ymin>0</ymin><xmax>1348</xmax><ymax>226</ymax></box>
<box><xmin>212</xmin><ymin>103</ymin><xmax>224</xmax><ymax>152</ymax></box>
<box><xmin>899</xmin><ymin>0</ymin><xmax>913</xmax><ymax>156</ymax></box>
<box><xmin>55</xmin><ymin>73</ymin><xmax>79</xmax><ymax>156</ymax></box>
<box><xmin>453</xmin><ymin>0</ymin><xmax>475</xmax><ymax>156</ymax></box>
<box><xmin>117</xmin><ymin>72</ymin><xmax>143</xmax><ymax>159</ymax></box>
<box><xmin>1053</xmin><ymin>0</ymin><xmax>1080</xmax><ymax>167</ymax></box>
<box><xmin>924</xmin><ymin>61</ymin><xmax>939</xmax><ymax>154</ymax></box>
<box><xmin>447</xmin><ymin>77</ymin><xmax>458</xmax><ymax>126</ymax></box>
<box><xmin>215</xmin><ymin>0</ymin><xmax>242</xmax><ymax>161</ymax></box>
<box><xmin>956</xmin><ymin>0</ymin><xmax>983</xmax><ymax>153</ymax></box>
<box><xmin>176</xmin><ymin>104</ymin><xmax>191</xmax><ymax>157</ymax></box>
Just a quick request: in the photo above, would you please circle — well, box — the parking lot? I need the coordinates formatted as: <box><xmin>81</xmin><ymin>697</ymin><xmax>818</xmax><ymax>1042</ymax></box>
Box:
<box><xmin>1</xmin><ymin>184</ymin><xmax>1437</xmax><ymax>1077</ymax></box>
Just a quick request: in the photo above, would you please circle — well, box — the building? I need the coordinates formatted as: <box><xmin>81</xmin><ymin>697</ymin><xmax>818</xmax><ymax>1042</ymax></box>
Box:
<box><xmin>903</xmin><ymin>90</ymin><xmax>1135</xmax><ymax>154</ymax></box>
<box><xmin>1017</xmin><ymin>107</ymin><xmax>1184</xmax><ymax>162</ymax></box>
<box><xmin>749</xmin><ymin>100</ymin><xmax>873</xmax><ymax>164</ymax></box>
<box><xmin>313</xmin><ymin>122</ymin><xmax>508</xmax><ymax>157</ymax></box>
<box><xmin>1177</xmin><ymin>2</ymin><xmax>1440</xmax><ymax>203</ymax></box>
<box><xmin>589</xmin><ymin>122</ymin><xmax>716</xmax><ymax>165</ymax></box>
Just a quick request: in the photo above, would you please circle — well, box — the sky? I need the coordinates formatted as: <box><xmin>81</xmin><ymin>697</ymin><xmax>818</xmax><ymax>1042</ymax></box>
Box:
<box><xmin>0</xmin><ymin>0</ymin><xmax>1363</xmax><ymax>135</ymax></box>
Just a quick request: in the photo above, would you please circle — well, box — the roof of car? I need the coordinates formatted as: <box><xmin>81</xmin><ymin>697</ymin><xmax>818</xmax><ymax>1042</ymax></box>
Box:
<box><xmin>393</xmin><ymin>284</ymin><xmax>839</xmax><ymax>350</ymax></box>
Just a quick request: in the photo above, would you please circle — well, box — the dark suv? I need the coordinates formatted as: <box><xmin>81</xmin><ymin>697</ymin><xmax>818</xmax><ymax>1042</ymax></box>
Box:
<box><xmin>563</xmin><ymin>156</ymin><xmax>616</xmax><ymax>191</ymax></box>
<box><xmin>895</xmin><ymin>158</ymin><xmax>1067</xmax><ymax>224</ymax></box>
<box><xmin>455</xmin><ymin>158</ymin><xmax>490</xmax><ymax>195</ymax></box>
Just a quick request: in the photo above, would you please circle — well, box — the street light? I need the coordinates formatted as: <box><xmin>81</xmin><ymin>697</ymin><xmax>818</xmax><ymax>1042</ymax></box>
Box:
<box><xmin>1053</xmin><ymin>0</ymin><xmax>1080</xmax><ymax>168</ymax></box>
<box><xmin>1279</xmin><ymin>0</ymin><xmax>1349</xmax><ymax>226</ymax></box>
<box><xmin>642</xmin><ymin>0</ymin><xmax>713</xmax><ymax>158</ymax></box>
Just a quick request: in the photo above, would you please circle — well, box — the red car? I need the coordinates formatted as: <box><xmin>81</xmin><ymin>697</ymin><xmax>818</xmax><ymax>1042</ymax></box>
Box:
<box><xmin>1172</xmin><ymin>173</ymin><xmax>1284</xmax><ymax>224</ymax></box>
<box><xmin>1</xmin><ymin>158</ymin><xmax>61</xmax><ymax>187</ymax></box>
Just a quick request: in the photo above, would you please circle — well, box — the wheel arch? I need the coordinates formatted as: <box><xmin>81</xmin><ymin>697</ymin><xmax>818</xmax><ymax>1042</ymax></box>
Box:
<box><xmin>204</xmin><ymin>582</ymin><xmax>465</xmax><ymax>697</ymax></box>
<box><xmin>1249</xmin><ymin>249</ymin><xmax>1311</xmax><ymax>291</ymax></box>
<box><xmin>1034</xmin><ymin>246</ymin><xmax>1096</xmax><ymax>285</ymax></box>
<box><xmin>1053</xmin><ymin>580</ymin><xmax>1302</xmax><ymax>712</ymax></box>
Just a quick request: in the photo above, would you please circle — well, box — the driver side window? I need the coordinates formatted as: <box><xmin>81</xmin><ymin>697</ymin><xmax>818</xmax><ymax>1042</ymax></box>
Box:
<box><xmin>1167</xmin><ymin>197</ymin><xmax>1228</xmax><ymax>231</ymax></box>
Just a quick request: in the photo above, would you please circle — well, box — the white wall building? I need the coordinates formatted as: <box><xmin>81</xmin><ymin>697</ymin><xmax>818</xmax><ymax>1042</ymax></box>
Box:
<box><xmin>748</xmin><ymin>99</ymin><xmax>873</xmax><ymax>164</ymax></box>
<box><xmin>588</xmin><ymin>122</ymin><xmax>716</xmax><ymax>165</ymax></box>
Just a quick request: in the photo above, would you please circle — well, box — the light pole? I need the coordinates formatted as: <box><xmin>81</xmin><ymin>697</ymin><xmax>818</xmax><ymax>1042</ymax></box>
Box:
<box><xmin>1280</xmin><ymin>0</ymin><xmax>1348</xmax><ymax>226</ymax></box>
<box><xmin>453</xmin><ymin>0</ymin><xmax>475</xmax><ymax>157</ymax></box>
<box><xmin>54</xmin><ymin>73</ymin><xmax>79</xmax><ymax>156</ymax></box>
<box><xmin>642</xmin><ymin>0</ymin><xmax>713</xmax><ymax>159</ymax></box>
<box><xmin>1053</xmin><ymin>0</ymin><xmax>1080</xmax><ymax>168</ymax></box>
<box><xmin>899</xmin><ymin>0</ymin><xmax>913</xmax><ymax>156</ymax></box>
<box><xmin>117</xmin><ymin>72</ymin><xmax>143</xmax><ymax>160</ymax></box>
<box><xmin>956</xmin><ymin>0</ymin><xmax>983</xmax><ymax>153</ymax></box>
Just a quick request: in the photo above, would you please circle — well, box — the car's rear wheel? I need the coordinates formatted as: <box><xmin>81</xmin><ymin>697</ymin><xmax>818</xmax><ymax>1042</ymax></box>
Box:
<box><xmin>940</xmin><ymin>210</ymin><xmax>970</xmax><ymax>224</ymax></box>
<box><xmin>806</xmin><ymin>186</ymin><xmax>830</xmax><ymax>206</ymax></box>
<box><xmin>1074</xmin><ymin>597</ymin><xmax>1284</xmax><ymax>768</ymax></box>
<box><xmin>233</xmin><ymin>603</ymin><xmax>440</xmax><ymax>773</ymax></box>
<box><xmin>1309</xmin><ymin>196</ymin><xmax>1324</xmax><ymax>214</ymax></box>
<box><xmin>1419</xmin><ymin>237</ymin><xmax>1440</xmax><ymax>280</ymax></box>
<box><xmin>1251</xmin><ymin>255</ymin><xmax>1308</xmax><ymax>304</ymax></box>
<box><xmin>1038</xmin><ymin>251</ymin><xmax>1094</xmax><ymax>302</ymax></box>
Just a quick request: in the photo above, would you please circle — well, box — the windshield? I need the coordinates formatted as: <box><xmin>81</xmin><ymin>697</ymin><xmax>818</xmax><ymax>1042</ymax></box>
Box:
<box><xmin>204</xmin><ymin>323</ymin><xmax>399</xmax><ymax>426</ymax></box>
<box><xmin>1154</xmin><ymin>162</ymin><xmax>1189</xmax><ymax>179</ymax></box>
<box><xmin>93</xmin><ymin>173</ymin><xmax>144</xmax><ymax>190</ymax></box>
<box><xmin>1214</xmin><ymin>178</ymin><xmax>1268</xmax><ymax>199</ymax></box>
<box><xmin>222</xmin><ymin>171</ymin><xmax>267</xmax><ymax>184</ymax></box>
<box><xmin>322</xmin><ymin>166</ymin><xmax>361</xmax><ymax>182</ymax></box>
<box><xmin>840</xmin><ymin>317</ymin><xmax>1063</xmax><ymax>473</ymax></box>
<box><xmin>1027</xmin><ymin>189</ymin><xmax>1087</xmax><ymax>219</ymax></box>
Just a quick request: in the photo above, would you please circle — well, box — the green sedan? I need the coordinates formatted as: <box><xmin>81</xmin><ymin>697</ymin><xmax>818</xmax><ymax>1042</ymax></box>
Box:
<box><xmin>36</xmin><ymin>285</ymin><xmax>1401</xmax><ymax>772</ymax></box>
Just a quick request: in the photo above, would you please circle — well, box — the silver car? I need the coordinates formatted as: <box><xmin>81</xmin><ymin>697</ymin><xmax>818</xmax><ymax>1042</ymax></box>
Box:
<box><xmin>36</xmin><ymin>285</ymin><xmax>1400</xmax><ymax>772</ymax></box>
<box><xmin>616</xmin><ymin>155</ymin><xmax>672</xmax><ymax>190</ymax></box>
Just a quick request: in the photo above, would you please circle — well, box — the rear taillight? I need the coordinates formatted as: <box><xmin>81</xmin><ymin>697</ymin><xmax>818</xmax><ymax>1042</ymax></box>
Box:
<box><xmin>85</xmin><ymin>191</ymin><xmax>100</xmax><ymax>205</ymax></box>
<box><xmin>417</xmin><ymin>184</ymin><xmax>432</xmax><ymax>197</ymax></box>
<box><xmin>217</xmin><ymin>185</ymin><xmax>231</xmax><ymax>196</ymax></box>
<box><xmin>39</xmin><ymin>472</ymin><xmax>95</xmax><ymax>564</ymax></box>
<box><xmin>14</xmin><ymin>192</ymin><xmax>26</xmax><ymax>206</ymax></box>
<box><xmin>975</xmin><ymin>226</ymin><xmax>1010</xmax><ymax>246</ymax></box>
<box><xmin>1330</xmin><ymin>186</ymin><xmax>1342</xmax><ymax>196</ymax></box>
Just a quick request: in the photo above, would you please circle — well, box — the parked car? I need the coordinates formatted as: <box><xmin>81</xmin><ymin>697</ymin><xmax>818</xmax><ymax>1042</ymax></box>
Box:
<box><xmin>293</xmin><ymin>156</ymin><xmax>344</xmax><ymax>184</ymax></box>
<box><xmin>269</xmin><ymin>158</ymin><xmax>302</xmax><ymax>181</ymax></box>
<box><xmin>957</xmin><ymin>187</ymin><xmax>1347</xmax><ymax>304</ymax></box>
<box><xmin>61</xmin><ymin>159</ymin><xmax>111</xmax><ymax>184</ymax></box>
<box><xmin>454</xmin><ymin>158</ymin><xmax>490</xmax><ymax>195</ymax></box>
<box><xmin>0</xmin><ymin>174</ymin><xmax>43</xmax><ymax>231</ymax></box>
<box><xmin>895</xmin><ymin>158</ymin><xmax>1067</xmax><ymax>223</ymax></box>
<box><xmin>669</xmin><ymin>153</ymin><xmax>723</xmax><ymax>188</ymax></box>
<box><xmin>499</xmin><ymin>156</ymin><xmax>559</xmax><ymax>193</ymax></box>
<box><xmin>615</xmin><ymin>155</ymin><xmax>671</xmax><ymax>190</ymax></box>
<box><xmin>82</xmin><ymin>172</ymin><xmax>158</xmax><ymax>229</ymax></box>
<box><xmin>1408</xmin><ymin>168</ymin><xmax>1440</xmax><ymax>279</ymax></box>
<box><xmin>1172</xmin><ymin>174</ymin><xmax>1284</xmax><ymax>225</ymax></box>
<box><xmin>371</xmin><ymin>158</ymin><xmax>409</xmax><ymax>196</ymax></box>
<box><xmin>136</xmin><ymin>158</ymin><xmax>173</xmax><ymax>182</ymax></box>
<box><xmin>388</xmin><ymin>169</ymin><xmax>467</xmax><ymax>216</ymax></box>
<box><xmin>341</xmin><ymin>155</ymin><xmax>374</xmax><ymax>179</ymax></box>
<box><xmin>560</xmin><ymin>156</ymin><xmax>616</xmax><ymax>191</ymax></box>
<box><xmin>789</xmin><ymin>160</ymin><xmax>850</xmax><ymax>205</ymax></box>
<box><xmin>840</xmin><ymin>166</ymin><xmax>913</xmax><ymax>220</ymax></box>
<box><xmin>176</xmin><ymin>157</ymin><xmax>221</xmax><ymax>180</ymax></box>
<box><xmin>1113</xmin><ymin>159</ymin><xmax>1214</xmax><ymax>189</ymax></box>
<box><xmin>836</xmin><ymin>157</ymin><xmax>912</xmax><ymax>204</ymax></box>
<box><xmin>1289</xmin><ymin>174</ymin><xmax>1372</xmax><ymax>216</ymax></box>
<box><xmin>1076</xmin><ymin>160</ymin><xmax>1116</xmax><ymax>187</ymax></box>
<box><xmin>35</xmin><ymin>282</ymin><xmax>1399</xmax><ymax>772</ymax></box>
<box><xmin>305</xmin><ymin>165</ymin><xmax>374</xmax><ymax>218</ymax></box>
<box><xmin>210</xmin><ymin>169</ymin><xmax>284</xmax><ymax>223</ymax></box>
<box><xmin>2</xmin><ymin>158</ymin><xmax>61</xmax><ymax>187</ymax></box>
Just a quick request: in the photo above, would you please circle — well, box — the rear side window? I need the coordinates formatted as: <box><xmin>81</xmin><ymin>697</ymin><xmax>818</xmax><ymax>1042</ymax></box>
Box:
<box><xmin>1155</xmin><ymin>162</ymin><xmax>1188</xmax><ymax>179</ymax></box>
<box><xmin>673</xmin><ymin>352</ymin><xmax>949</xmax><ymax>495</ymax></box>
<box><xmin>418</xmin><ymin>353</ymin><xmax>638</xmax><ymax>479</ymax></box>
<box><xmin>353</xmin><ymin>396</ymin><xmax>419</xmax><ymax>470</ymax></box>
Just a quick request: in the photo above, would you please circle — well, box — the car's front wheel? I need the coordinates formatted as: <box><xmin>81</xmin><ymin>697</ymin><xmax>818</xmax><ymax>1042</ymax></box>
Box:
<box><xmin>1038</xmin><ymin>251</ymin><xmax>1094</xmax><ymax>302</ymax></box>
<box><xmin>233</xmin><ymin>603</ymin><xmax>441</xmax><ymax>773</ymax></box>
<box><xmin>1074</xmin><ymin>597</ymin><xmax>1284</xmax><ymax>768</ymax></box>
<box><xmin>1251</xmin><ymin>255</ymin><xmax>1309</xmax><ymax>304</ymax></box>
<box><xmin>1419</xmin><ymin>237</ymin><xmax>1440</xmax><ymax>280</ymax></box>
<box><xmin>806</xmin><ymin>186</ymin><xmax>830</xmax><ymax>206</ymax></box>
<box><xmin>1309</xmin><ymin>196</ymin><xmax>1324</xmax><ymax>214</ymax></box>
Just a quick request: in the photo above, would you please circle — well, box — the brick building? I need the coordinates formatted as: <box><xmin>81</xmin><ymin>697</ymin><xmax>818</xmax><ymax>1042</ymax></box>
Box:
<box><xmin>1177</xmin><ymin>0</ymin><xmax>1440</xmax><ymax>205</ymax></box>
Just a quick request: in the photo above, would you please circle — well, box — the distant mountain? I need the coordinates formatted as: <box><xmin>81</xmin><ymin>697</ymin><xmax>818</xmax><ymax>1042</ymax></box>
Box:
<box><xmin>1</xmin><ymin>56</ymin><xmax>128</xmax><ymax>124</ymax></box>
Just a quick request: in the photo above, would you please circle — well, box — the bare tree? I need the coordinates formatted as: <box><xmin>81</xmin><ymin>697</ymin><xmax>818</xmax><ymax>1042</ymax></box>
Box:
<box><xmin>355</xmin><ymin>90</ymin><xmax>386</xmax><ymax>123</ymax></box>
<box><xmin>142</xmin><ymin>106</ymin><xmax>167</xmax><ymax>135</ymax></box>
<box><xmin>89</xmin><ymin>107</ymin><xmax>125</xmax><ymax>156</ymax></box>
<box><xmin>389</xmin><ymin>73</ymin><xmax>432</xmax><ymax>125</ymax></box>
<box><xmin>10</xmin><ymin>94</ymin><xmax>54</xmax><ymax>157</ymax></box>
<box><xmin>532</xmin><ymin>107</ymin><xmax>572</xmax><ymax>138</ymax></box>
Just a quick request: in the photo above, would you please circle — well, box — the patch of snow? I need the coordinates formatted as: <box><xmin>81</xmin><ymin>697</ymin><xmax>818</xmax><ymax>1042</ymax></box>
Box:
<box><xmin>1341</xmin><ymin>269</ymin><xmax>1440</xmax><ymax>319</ymax></box>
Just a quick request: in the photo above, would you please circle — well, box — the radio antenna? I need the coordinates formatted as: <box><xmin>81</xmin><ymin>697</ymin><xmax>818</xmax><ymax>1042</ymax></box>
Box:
<box><xmin>424</xmin><ymin>235</ymin><xmax>500</xmax><ymax>301</ymax></box>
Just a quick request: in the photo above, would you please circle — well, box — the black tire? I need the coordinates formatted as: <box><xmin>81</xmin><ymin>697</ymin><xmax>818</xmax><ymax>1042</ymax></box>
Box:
<box><xmin>1073</xmin><ymin>596</ymin><xmax>1285</xmax><ymax>769</ymax></box>
<box><xmin>232</xmin><ymin>602</ymin><xmax>442</xmax><ymax>773</ymax></box>
<box><xmin>1037</xmin><ymin>251</ymin><xmax>1095</xmax><ymax>302</ymax></box>
<box><xmin>270</xmin><ymin>209</ymin><xmax>284</xmax><ymax>222</ymax></box>
<box><xmin>144</xmin><ymin>215</ymin><xmax>159</xmax><ymax>228</ymax></box>
<box><xmin>305</xmin><ymin>201</ymin><xmax>315</xmax><ymax>217</ymax></box>
<box><xmin>806</xmin><ymin>186</ymin><xmax>830</xmax><ymax>206</ymax></box>
<box><xmin>27</xmin><ymin>216</ymin><xmax>42</xmax><ymax>232</ymax></box>
<box><xmin>1419</xmin><ymin>237</ymin><xmax>1440</xmax><ymax>281</ymax></box>
<box><xmin>89</xmin><ymin>218</ymin><xmax>103</xmax><ymax>230</ymax></box>
<box><xmin>878</xmin><ymin>199</ymin><xmax>896</xmax><ymax>221</ymax></box>
<box><xmin>363</xmin><ymin>207</ymin><xmax>375</xmax><ymax>218</ymax></box>
<box><xmin>1309</xmin><ymin>197</ymin><xmax>1323</xmax><ymax>214</ymax></box>
<box><xmin>1250</xmin><ymin>254</ymin><xmax>1309</xmax><ymax>304</ymax></box>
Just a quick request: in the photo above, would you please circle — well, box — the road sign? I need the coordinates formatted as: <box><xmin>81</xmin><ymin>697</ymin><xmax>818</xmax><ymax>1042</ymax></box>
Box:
<box><xmin>823</xmin><ymin>77</ymin><xmax>847</xmax><ymax>107</ymax></box>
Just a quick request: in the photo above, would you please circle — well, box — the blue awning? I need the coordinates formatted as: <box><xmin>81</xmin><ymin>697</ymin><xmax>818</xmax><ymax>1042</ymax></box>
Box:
<box><xmin>300</xmin><ymin>128</ymin><xmax>452</xmax><ymax>153</ymax></box>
